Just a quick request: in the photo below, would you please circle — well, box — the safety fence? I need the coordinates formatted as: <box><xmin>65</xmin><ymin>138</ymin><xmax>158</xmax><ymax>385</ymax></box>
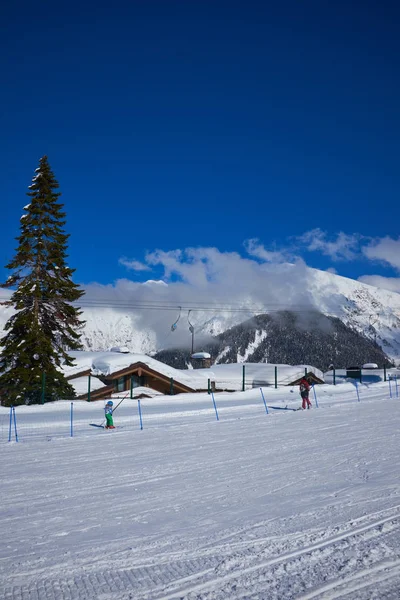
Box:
<box><xmin>2</xmin><ymin>376</ymin><xmax>398</xmax><ymax>444</ymax></box>
<box><xmin>1</xmin><ymin>399</ymin><xmax>144</xmax><ymax>443</ymax></box>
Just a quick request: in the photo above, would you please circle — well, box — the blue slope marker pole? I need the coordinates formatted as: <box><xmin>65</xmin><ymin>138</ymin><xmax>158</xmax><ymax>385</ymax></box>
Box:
<box><xmin>137</xmin><ymin>399</ymin><xmax>143</xmax><ymax>430</ymax></box>
<box><xmin>312</xmin><ymin>385</ymin><xmax>319</xmax><ymax>408</ymax></box>
<box><xmin>260</xmin><ymin>388</ymin><xmax>269</xmax><ymax>414</ymax></box>
<box><xmin>355</xmin><ymin>382</ymin><xmax>360</xmax><ymax>402</ymax></box>
<box><xmin>13</xmin><ymin>407</ymin><xmax>18</xmax><ymax>442</ymax></box>
<box><xmin>211</xmin><ymin>392</ymin><xmax>219</xmax><ymax>421</ymax></box>
<box><xmin>8</xmin><ymin>406</ymin><xmax>13</xmax><ymax>442</ymax></box>
<box><xmin>70</xmin><ymin>402</ymin><xmax>74</xmax><ymax>437</ymax></box>
<box><xmin>389</xmin><ymin>376</ymin><xmax>393</xmax><ymax>399</ymax></box>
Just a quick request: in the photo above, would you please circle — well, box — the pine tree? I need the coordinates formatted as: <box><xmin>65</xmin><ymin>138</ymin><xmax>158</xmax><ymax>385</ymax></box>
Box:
<box><xmin>0</xmin><ymin>156</ymin><xmax>85</xmax><ymax>405</ymax></box>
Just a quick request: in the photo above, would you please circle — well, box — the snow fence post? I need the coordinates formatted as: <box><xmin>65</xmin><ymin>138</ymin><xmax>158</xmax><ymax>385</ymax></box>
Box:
<box><xmin>274</xmin><ymin>366</ymin><xmax>277</xmax><ymax>389</ymax></box>
<box><xmin>389</xmin><ymin>376</ymin><xmax>393</xmax><ymax>399</ymax></box>
<box><xmin>170</xmin><ymin>378</ymin><xmax>174</xmax><ymax>395</ymax></box>
<box><xmin>130</xmin><ymin>376</ymin><xmax>133</xmax><ymax>399</ymax></box>
<box><xmin>355</xmin><ymin>381</ymin><xmax>360</xmax><ymax>402</ymax></box>
<box><xmin>211</xmin><ymin>392</ymin><xmax>219</xmax><ymax>421</ymax></box>
<box><xmin>137</xmin><ymin>399</ymin><xmax>143</xmax><ymax>430</ymax></box>
<box><xmin>207</xmin><ymin>378</ymin><xmax>211</xmax><ymax>394</ymax></box>
<box><xmin>13</xmin><ymin>407</ymin><xmax>18</xmax><ymax>442</ymax></box>
<box><xmin>384</xmin><ymin>365</ymin><xmax>387</xmax><ymax>382</ymax></box>
<box><xmin>41</xmin><ymin>372</ymin><xmax>46</xmax><ymax>404</ymax></box>
<box><xmin>333</xmin><ymin>369</ymin><xmax>336</xmax><ymax>385</ymax></box>
<box><xmin>260</xmin><ymin>388</ymin><xmax>269</xmax><ymax>414</ymax></box>
<box><xmin>242</xmin><ymin>365</ymin><xmax>245</xmax><ymax>392</ymax></box>
<box><xmin>395</xmin><ymin>375</ymin><xmax>399</xmax><ymax>399</ymax></box>
<box><xmin>70</xmin><ymin>402</ymin><xmax>74</xmax><ymax>437</ymax></box>
<box><xmin>8</xmin><ymin>406</ymin><xmax>13</xmax><ymax>442</ymax></box>
<box><xmin>87</xmin><ymin>374</ymin><xmax>91</xmax><ymax>402</ymax></box>
<box><xmin>312</xmin><ymin>384</ymin><xmax>319</xmax><ymax>408</ymax></box>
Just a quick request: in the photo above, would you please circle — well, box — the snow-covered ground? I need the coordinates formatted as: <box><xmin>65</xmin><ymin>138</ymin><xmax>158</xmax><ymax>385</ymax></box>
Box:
<box><xmin>2</xmin><ymin>381</ymin><xmax>400</xmax><ymax>599</ymax></box>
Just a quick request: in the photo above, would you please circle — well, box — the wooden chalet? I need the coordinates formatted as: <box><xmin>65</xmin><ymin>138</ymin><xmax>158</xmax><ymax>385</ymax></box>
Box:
<box><xmin>68</xmin><ymin>361</ymin><xmax>196</xmax><ymax>401</ymax></box>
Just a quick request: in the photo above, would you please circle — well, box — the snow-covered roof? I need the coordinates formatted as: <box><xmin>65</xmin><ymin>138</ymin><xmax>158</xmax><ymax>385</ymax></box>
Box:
<box><xmin>62</xmin><ymin>352</ymin><xmax>323</xmax><ymax>392</ymax></box>
<box><xmin>191</xmin><ymin>352</ymin><xmax>211</xmax><ymax>359</ymax></box>
<box><xmin>61</xmin><ymin>352</ymin><xmax>100</xmax><ymax>378</ymax></box>
<box><xmin>63</xmin><ymin>351</ymin><xmax>197</xmax><ymax>389</ymax></box>
<box><xmin>70</xmin><ymin>376</ymin><xmax>107</xmax><ymax>396</ymax></box>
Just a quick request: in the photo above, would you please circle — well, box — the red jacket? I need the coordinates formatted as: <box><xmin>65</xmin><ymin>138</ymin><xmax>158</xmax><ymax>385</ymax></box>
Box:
<box><xmin>299</xmin><ymin>378</ymin><xmax>311</xmax><ymax>393</ymax></box>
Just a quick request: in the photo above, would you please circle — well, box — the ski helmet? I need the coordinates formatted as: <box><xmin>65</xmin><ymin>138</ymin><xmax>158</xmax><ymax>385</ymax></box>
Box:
<box><xmin>107</xmin><ymin>401</ymin><xmax>113</xmax><ymax>406</ymax></box>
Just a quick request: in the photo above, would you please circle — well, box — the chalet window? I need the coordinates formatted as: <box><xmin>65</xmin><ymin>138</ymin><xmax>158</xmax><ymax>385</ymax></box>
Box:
<box><xmin>131</xmin><ymin>374</ymin><xmax>145</xmax><ymax>388</ymax></box>
<box><xmin>114</xmin><ymin>376</ymin><xmax>125</xmax><ymax>392</ymax></box>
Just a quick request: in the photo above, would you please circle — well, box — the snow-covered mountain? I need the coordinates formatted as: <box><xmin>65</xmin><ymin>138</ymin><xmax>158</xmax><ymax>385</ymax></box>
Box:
<box><xmin>154</xmin><ymin>312</ymin><xmax>392</xmax><ymax>372</ymax></box>
<box><xmin>306</xmin><ymin>268</ymin><xmax>400</xmax><ymax>361</ymax></box>
<box><xmin>1</xmin><ymin>266</ymin><xmax>400</xmax><ymax>363</ymax></box>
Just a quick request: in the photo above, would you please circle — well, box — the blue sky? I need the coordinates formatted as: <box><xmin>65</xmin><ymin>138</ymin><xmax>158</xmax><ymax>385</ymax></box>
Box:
<box><xmin>1</xmin><ymin>0</ymin><xmax>400</xmax><ymax>293</ymax></box>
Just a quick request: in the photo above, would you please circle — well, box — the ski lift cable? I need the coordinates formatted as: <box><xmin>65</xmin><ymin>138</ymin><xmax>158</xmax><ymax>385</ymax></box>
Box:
<box><xmin>0</xmin><ymin>293</ymin><xmax>336</xmax><ymax>312</ymax></box>
<box><xmin>0</xmin><ymin>293</ymin><xmax>385</xmax><ymax>319</ymax></box>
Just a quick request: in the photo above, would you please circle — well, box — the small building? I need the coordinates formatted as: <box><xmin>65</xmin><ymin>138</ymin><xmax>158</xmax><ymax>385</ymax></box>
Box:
<box><xmin>191</xmin><ymin>352</ymin><xmax>212</xmax><ymax>369</ymax></box>
<box><xmin>289</xmin><ymin>371</ymin><xmax>325</xmax><ymax>386</ymax></box>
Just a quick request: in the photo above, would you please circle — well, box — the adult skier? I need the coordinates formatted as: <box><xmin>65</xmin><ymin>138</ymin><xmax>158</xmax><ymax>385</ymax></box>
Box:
<box><xmin>299</xmin><ymin>376</ymin><xmax>312</xmax><ymax>410</ymax></box>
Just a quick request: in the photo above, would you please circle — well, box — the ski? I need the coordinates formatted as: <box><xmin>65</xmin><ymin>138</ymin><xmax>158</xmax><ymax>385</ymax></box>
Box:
<box><xmin>89</xmin><ymin>423</ymin><xmax>124</xmax><ymax>430</ymax></box>
<box><xmin>268</xmin><ymin>405</ymin><xmax>299</xmax><ymax>411</ymax></box>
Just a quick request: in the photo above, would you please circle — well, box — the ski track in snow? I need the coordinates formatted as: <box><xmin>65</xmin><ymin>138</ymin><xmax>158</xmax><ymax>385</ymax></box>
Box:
<box><xmin>1</xmin><ymin>383</ymin><xmax>400</xmax><ymax>599</ymax></box>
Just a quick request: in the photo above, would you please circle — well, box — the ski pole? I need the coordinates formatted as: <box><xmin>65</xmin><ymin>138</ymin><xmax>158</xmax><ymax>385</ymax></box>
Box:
<box><xmin>112</xmin><ymin>392</ymin><xmax>129</xmax><ymax>414</ymax></box>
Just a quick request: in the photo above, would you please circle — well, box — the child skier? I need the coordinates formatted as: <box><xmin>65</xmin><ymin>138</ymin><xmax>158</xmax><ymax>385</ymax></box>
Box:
<box><xmin>299</xmin><ymin>376</ymin><xmax>312</xmax><ymax>410</ymax></box>
<box><xmin>104</xmin><ymin>401</ymin><xmax>115</xmax><ymax>429</ymax></box>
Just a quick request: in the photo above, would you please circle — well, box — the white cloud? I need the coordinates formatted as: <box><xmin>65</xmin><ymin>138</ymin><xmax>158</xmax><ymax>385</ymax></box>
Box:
<box><xmin>362</xmin><ymin>237</ymin><xmax>400</xmax><ymax>271</ymax></box>
<box><xmin>83</xmin><ymin>247</ymin><xmax>318</xmax><ymax>350</ymax></box>
<box><xmin>118</xmin><ymin>257</ymin><xmax>151</xmax><ymax>272</ymax></box>
<box><xmin>358</xmin><ymin>275</ymin><xmax>400</xmax><ymax>293</ymax></box>
<box><xmin>298</xmin><ymin>229</ymin><xmax>361</xmax><ymax>261</ymax></box>
<box><xmin>244</xmin><ymin>239</ymin><xmax>287</xmax><ymax>263</ymax></box>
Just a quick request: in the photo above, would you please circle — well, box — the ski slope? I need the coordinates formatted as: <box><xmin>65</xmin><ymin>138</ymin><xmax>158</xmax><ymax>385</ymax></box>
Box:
<box><xmin>1</xmin><ymin>381</ymin><xmax>400</xmax><ymax>599</ymax></box>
